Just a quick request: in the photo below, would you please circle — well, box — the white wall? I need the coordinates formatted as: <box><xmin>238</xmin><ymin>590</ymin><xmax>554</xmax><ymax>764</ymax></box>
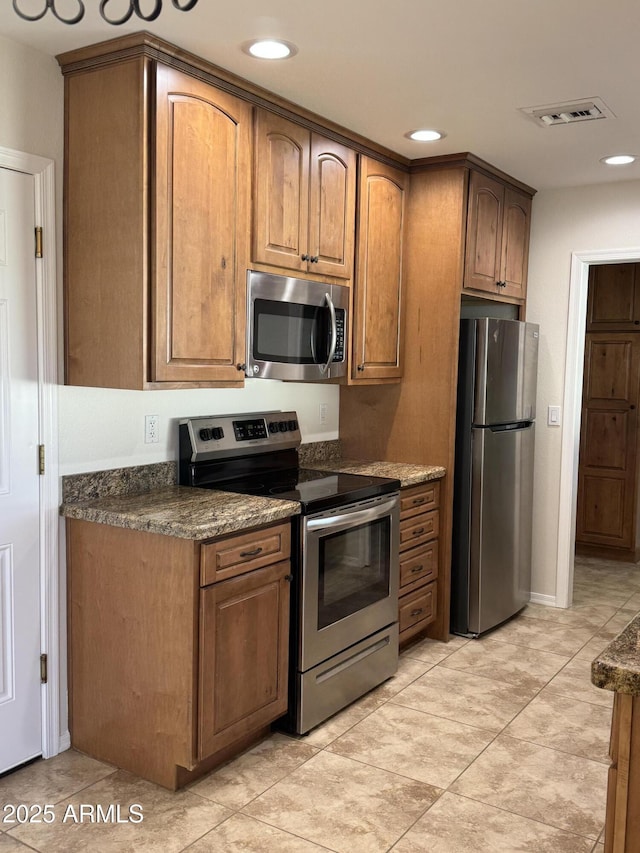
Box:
<box><xmin>58</xmin><ymin>381</ymin><xmax>339</xmax><ymax>474</ymax></box>
<box><xmin>526</xmin><ymin>179</ymin><xmax>640</xmax><ymax>599</ymax></box>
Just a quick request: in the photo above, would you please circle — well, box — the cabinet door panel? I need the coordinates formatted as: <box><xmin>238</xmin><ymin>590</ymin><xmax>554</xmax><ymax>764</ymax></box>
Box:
<box><xmin>576</xmin><ymin>333</ymin><xmax>640</xmax><ymax>552</ymax></box>
<box><xmin>154</xmin><ymin>67</ymin><xmax>250</xmax><ymax>382</ymax></box>
<box><xmin>253</xmin><ymin>111</ymin><xmax>309</xmax><ymax>272</ymax></box>
<box><xmin>464</xmin><ymin>171</ymin><xmax>504</xmax><ymax>294</ymax></box>
<box><xmin>199</xmin><ymin>561</ymin><xmax>290</xmax><ymax>759</ymax></box>
<box><xmin>500</xmin><ymin>188</ymin><xmax>531</xmax><ymax>299</ymax></box>
<box><xmin>308</xmin><ymin>137</ymin><xmax>356</xmax><ymax>278</ymax></box>
<box><xmin>352</xmin><ymin>157</ymin><xmax>408</xmax><ymax>380</ymax></box>
<box><xmin>587</xmin><ymin>263</ymin><xmax>640</xmax><ymax>331</ymax></box>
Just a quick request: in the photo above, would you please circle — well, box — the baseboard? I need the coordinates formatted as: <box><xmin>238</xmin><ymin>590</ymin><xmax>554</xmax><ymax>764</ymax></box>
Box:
<box><xmin>529</xmin><ymin>592</ymin><xmax>558</xmax><ymax>607</ymax></box>
<box><xmin>58</xmin><ymin>731</ymin><xmax>71</xmax><ymax>753</ymax></box>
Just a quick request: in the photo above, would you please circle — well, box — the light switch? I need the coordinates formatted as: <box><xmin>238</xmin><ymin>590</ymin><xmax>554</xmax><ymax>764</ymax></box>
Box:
<box><xmin>547</xmin><ymin>405</ymin><xmax>561</xmax><ymax>426</ymax></box>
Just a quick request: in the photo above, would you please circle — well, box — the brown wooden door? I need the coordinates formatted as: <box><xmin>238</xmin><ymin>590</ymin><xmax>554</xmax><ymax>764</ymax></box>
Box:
<box><xmin>308</xmin><ymin>135</ymin><xmax>356</xmax><ymax>278</ymax></box>
<box><xmin>500</xmin><ymin>187</ymin><xmax>531</xmax><ymax>299</ymax></box>
<box><xmin>198</xmin><ymin>561</ymin><xmax>290</xmax><ymax>760</ymax></box>
<box><xmin>587</xmin><ymin>263</ymin><xmax>640</xmax><ymax>331</ymax></box>
<box><xmin>576</xmin><ymin>333</ymin><xmax>640</xmax><ymax>554</ymax></box>
<box><xmin>153</xmin><ymin>66</ymin><xmax>251</xmax><ymax>383</ymax></box>
<box><xmin>352</xmin><ymin>157</ymin><xmax>408</xmax><ymax>381</ymax></box>
<box><xmin>253</xmin><ymin>110</ymin><xmax>310</xmax><ymax>273</ymax></box>
<box><xmin>463</xmin><ymin>171</ymin><xmax>504</xmax><ymax>295</ymax></box>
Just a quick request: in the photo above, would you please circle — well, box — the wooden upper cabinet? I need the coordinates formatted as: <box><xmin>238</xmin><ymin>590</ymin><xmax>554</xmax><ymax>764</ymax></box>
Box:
<box><xmin>63</xmin><ymin>57</ymin><xmax>251</xmax><ymax>389</ymax></box>
<box><xmin>154</xmin><ymin>67</ymin><xmax>251</xmax><ymax>383</ymax></box>
<box><xmin>587</xmin><ymin>263</ymin><xmax>640</xmax><ymax>331</ymax></box>
<box><xmin>463</xmin><ymin>170</ymin><xmax>531</xmax><ymax>301</ymax></box>
<box><xmin>253</xmin><ymin>110</ymin><xmax>356</xmax><ymax>278</ymax></box>
<box><xmin>351</xmin><ymin>157</ymin><xmax>408</xmax><ymax>382</ymax></box>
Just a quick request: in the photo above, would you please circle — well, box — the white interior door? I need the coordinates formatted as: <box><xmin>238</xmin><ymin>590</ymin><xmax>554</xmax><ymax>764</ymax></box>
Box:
<box><xmin>0</xmin><ymin>166</ymin><xmax>42</xmax><ymax>773</ymax></box>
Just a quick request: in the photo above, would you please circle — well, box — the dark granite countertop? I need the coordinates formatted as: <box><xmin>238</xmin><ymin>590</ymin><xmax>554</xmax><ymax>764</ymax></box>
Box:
<box><xmin>304</xmin><ymin>459</ymin><xmax>445</xmax><ymax>487</ymax></box>
<box><xmin>59</xmin><ymin>444</ymin><xmax>445</xmax><ymax>542</ymax></box>
<box><xmin>592</xmin><ymin>613</ymin><xmax>640</xmax><ymax>695</ymax></box>
<box><xmin>61</xmin><ymin>485</ymin><xmax>300</xmax><ymax>541</ymax></box>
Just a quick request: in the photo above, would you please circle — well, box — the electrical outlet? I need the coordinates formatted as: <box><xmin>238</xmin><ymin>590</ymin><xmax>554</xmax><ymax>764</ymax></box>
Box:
<box><xmin>319</xmin><ymin>402</ymin><xmax>328</xmax><ymax>425</ymax></box>
<box><xmin>145</xmin><ymin>414</ymin><xmax>159</xmax><ymax>444</ymax></box>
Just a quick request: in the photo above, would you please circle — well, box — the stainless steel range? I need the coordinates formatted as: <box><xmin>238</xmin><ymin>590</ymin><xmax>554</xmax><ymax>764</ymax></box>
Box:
<box><xmin>178</xmin><ymin>411</ymin><xmax>400</xmax><ymax>734</ymax></box>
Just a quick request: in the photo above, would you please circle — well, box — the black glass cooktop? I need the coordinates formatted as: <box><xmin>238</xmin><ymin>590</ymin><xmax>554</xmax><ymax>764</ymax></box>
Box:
<box><xmin>213</xmin><ymin>467</ymin><xmax>400</xmax><ymax>514</ymax></box>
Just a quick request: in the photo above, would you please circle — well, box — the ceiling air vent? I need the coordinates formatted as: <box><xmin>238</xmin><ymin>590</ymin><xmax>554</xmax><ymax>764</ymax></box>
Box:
<box><xmin>520</xmin><ymin>98</ymin><xmax>616</xmax><ymax>127</ymax></box>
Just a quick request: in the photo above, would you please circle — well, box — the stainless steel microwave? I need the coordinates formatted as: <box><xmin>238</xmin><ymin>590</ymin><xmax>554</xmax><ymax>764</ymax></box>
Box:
<box><xmin>246</xmin><ymin>270</ymin><xmax>349</xmax><ymax>381</ymax></box>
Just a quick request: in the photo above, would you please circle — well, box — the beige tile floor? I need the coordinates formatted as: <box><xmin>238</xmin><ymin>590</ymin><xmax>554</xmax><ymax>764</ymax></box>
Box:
<box><xmin>2</xmin><ymin>557</ymin><xmax>637</xmax><ymax>852</ymax></box>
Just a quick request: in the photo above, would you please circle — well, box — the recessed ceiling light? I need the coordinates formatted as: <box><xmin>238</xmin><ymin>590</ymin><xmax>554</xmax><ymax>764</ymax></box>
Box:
<box><xmin>600</xmin><ymin>154</ymin><xmax>636</xmax><ymax>166</ymax></box>
<box><xmin>406</xmin><ymin>129</ymin><xmax>445</xmax><ymax>142</ymax></box>
<box><xmin>242</xmin><ymin>39</ymin><xmax>297</xmax><ymax>60</ymax></box>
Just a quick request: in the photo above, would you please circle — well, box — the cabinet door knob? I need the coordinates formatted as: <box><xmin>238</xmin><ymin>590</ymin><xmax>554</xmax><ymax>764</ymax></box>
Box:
<box><xmin>301</xmin><ymin>254</ymin><xmax>310</xmax><ymax>261</ymax></box>
<box><xmin>310</xmin><ymin>256</ymin><xmax>319</xmax><ymax>263</ymax></box>
<box><xmin>284</xmin><ymin>574</ymin><xmax>294</xmax><ymax>582</ymax></box>
<box><xmin>357</xmin><ymin>364</ymin><xmax>365</xmax><ymax>371</ymax></box>
<box><xmin>236</xmin><ymin>363</ymin><xmax>247</xmax><ymax>372</ymax></box>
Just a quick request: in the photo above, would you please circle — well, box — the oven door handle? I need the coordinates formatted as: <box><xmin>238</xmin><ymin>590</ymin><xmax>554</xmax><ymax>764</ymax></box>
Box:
<box><xmin>306</xmin><ymin>495</ymin><xmax>398</xmax><ymax>533</ymax></box>
<box><xmin>318</xmin><ymin>292</ymin><xmax>337</xmax><ymax>376</ymax></box>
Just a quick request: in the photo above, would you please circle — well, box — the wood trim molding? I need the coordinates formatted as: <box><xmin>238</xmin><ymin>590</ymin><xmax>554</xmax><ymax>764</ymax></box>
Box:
<box><xmin>411</xmin><ymin>152</ymin><xmax>536</xmax><ymax>196</ymax></box>
<box><xmin>56</xmin><ymin>33</ymin><xmax>538</xmax><ymax>193</ymax></box>
<box><xmin>56</xmin><ymin>31</ymin><xmax>410</xmax><ymax>172</ymax></box>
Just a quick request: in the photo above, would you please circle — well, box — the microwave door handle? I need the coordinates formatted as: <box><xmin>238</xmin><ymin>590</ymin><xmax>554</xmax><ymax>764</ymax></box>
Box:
<box><xmin>318</xmin><ymin>292</ymin><xmax>337</xmax><ymax>375</ymax></box>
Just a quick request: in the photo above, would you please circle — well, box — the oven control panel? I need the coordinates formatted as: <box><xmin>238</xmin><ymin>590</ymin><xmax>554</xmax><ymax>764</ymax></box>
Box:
<box><xmin>180</xmin><ymin>411</ymin><xmax>302</xmax><ymax>461</ymax></box>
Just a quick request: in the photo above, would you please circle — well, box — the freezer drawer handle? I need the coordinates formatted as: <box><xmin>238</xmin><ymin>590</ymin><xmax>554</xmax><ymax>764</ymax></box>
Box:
<box><xmin>239</xmin><ymin>546</ymin><xmax>263</xmax><ymax>558</ymax></box>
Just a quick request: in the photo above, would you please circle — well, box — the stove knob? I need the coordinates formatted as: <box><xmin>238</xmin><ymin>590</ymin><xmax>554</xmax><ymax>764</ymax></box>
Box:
<box><xmin>278</xmin><ymin>421</ymin><xmax>288</xmax><ymax>432</ymax></box>
<box><xmin>199</xmin><ymin>428</ymin><xmax>212</xmax><ymax>441</ymax></box>
<box><xmin>288</xmin><ymin>419</ymin><xmax>298</xmax><ymax>431</ymax></box>
<box><xmin>268</xmin><ymin>421</ymin><xmax>279</xmax><ymax>434</ymax></box>
<box><xmin>212</xmin><ymin>427</ymin><xmax>224</xmax><ymax>440</ymax></box>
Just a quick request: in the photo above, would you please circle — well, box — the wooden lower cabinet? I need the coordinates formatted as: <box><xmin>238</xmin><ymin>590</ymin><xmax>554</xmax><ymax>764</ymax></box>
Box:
<box><xmin>604</xmin><ymin>692</ymin><xmax>640</xmax><ymax>852</ymax></box>
<box><xmin>398</xmin><ymin>481</ymin><xmax>440</xmax><ymax>646</ymax></box>
<box><xmin>67</xmin><ymin>518</ymin><xmax>291</xmax><ymax>789</ymax></box>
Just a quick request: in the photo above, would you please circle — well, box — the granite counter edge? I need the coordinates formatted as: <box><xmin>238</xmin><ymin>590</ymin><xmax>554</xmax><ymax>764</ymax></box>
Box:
<box><xmin>591</xmin><ymin>612</ymin><xmax>640</xmax><ymax>695</ymax></box>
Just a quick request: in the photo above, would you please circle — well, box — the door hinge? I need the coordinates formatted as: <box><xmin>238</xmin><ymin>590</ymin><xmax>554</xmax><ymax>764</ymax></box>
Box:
<box><xmin>35</xmin><ymin>226</ymin><xmax>43</xmax><ymax>259</ymax></box>
<box><xmin>38</xmin><ymin>444</ymin><xmax>45</xmax><ymax>475</ymax></box>
<box><xmin>40</xmin><ymin>653</ymin><xmax>48</xmax><ymax>684</ymax></box>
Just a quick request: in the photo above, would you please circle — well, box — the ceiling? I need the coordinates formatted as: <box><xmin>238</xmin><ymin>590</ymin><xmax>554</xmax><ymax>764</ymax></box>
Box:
<box><xmin>3</xmin><ymin>0</ymin><xmax>640</xmax><ymax>190</ymax></box>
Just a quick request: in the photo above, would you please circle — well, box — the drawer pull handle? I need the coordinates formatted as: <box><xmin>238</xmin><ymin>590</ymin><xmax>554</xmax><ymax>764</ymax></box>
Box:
<box><xmin>411</xmin><ymin>565</ymin><xmax>424</xmax><ymax>574</ymax></box>
<box><xmin>413</xmin><ymin>527</ymin><xmax>425</xmax><ymax>536</ymax></box>
<box><xmin>239</xmin><ymin>546</ymin><xmax>263</xmax><ymax>558</ymax></box>
<box><xmin>412</xmin><ymin>497</ymin><xmax>425</xmax><ymax>505</ymax></box>
<box><xmin>410</xmin><ymin>608</ymin><xmax>424</xmax><ymax>617</ymax></box>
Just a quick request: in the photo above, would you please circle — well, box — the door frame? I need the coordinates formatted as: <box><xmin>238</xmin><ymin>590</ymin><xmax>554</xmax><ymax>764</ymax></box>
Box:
<box><xmin>556</xmin><ymin>248</ymin><xmax>640</xmax><ymax>608</ymax></box>
<box><xmin>0</xmin><ymin>146</ymin><xmax>60</xmax><ymax>757</ymax></box>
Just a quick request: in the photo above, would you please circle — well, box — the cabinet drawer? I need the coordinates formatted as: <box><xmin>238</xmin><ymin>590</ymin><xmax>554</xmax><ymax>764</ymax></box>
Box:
<box><xmin>400</xmin><ymin>540</ymin><xmax>438</xmax><ymax>592</ymax></box>
<box><xmin>399</xmin><ymin>582</ymin><xmax>437</xmax><ymax>636</ymax></box>
<box><xmin>400</xmin><ymin>481</ymin><xmax>440</xmax><ymax>519</ymax></box>
<box><xmin>200</xmin><ymin>522</ymin><xmax>291</xmax><ymax>586</ymax></box>
<box><xmin>399</xmin><ymin>509</ymin><xmax>439</xmax><ymax>552</ymax></box>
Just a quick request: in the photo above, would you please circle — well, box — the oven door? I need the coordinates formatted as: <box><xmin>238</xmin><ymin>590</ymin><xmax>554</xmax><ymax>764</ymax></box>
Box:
<box><xmin>246</xmin><ymin>270</ymin><xmax>348</xmax><ymax>381</ymax></box>
<box><xmin>300</xmin><ymin>493</ymin><xmax>400</xmax><ymax>672</ymax></box>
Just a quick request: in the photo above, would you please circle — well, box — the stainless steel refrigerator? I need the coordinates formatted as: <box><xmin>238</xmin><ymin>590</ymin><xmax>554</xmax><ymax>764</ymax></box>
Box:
<box><xmin>451</xmin><ymin>318</ymin><xmax>539</xmax><ymax>637</ymax></box>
